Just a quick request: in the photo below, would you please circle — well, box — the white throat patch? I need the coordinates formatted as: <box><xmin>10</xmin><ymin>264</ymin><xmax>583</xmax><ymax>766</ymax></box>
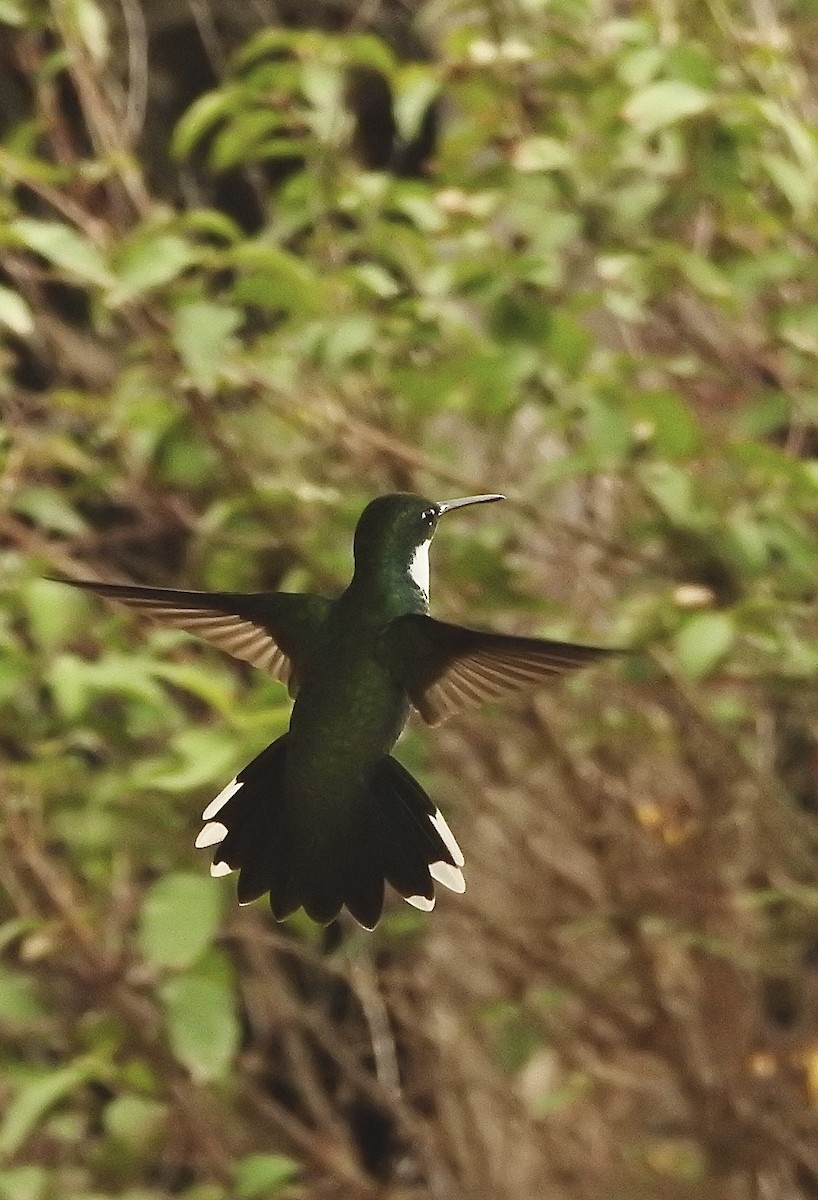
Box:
<box><xmin>408</xmin><ymin>539</ymin><xmax>431</xmax><ymax>598</ymax></box>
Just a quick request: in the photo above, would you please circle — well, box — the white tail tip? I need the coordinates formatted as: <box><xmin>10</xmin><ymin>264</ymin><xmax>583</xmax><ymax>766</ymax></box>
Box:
<box><xmin>195</xmin><ymin>821</ymin><xmax>228</xmax><ymax>849</ymax></box>
<box><xmin>210</xmin><ymin>860</ymin><xmax>234</xmax><ymax>878</ymax></box>
<box><xmin>430</xmin><ymin>861</ymin><xmax>466</xmax><ymax>893</ymax></box>
<box><xmin>405</xmin><ymin>893</ymin><xmax>435</xmax><ymax>912</ymax></box>
<box><xmin>202</xmin><ymin>778</ymin><xmax>242</xmax><ymax>821</ymax></box>
<box><xmin>430</xmin><ymin>809</ymin><xmax>465</xmax><ymax>867</ymax></box>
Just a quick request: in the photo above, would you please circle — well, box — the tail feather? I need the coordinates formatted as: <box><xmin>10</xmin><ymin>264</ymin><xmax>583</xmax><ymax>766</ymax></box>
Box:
<box><xmin>196</xmin><ymin>739</ymin><xmax>465</xmax><ymax>929</ymax></box>
<box><xmin>368</xmin><ymin>802</ymin><xmax>434</xmax><ymax>908</ymax></box>
<box><xmin>199</xmin><ymin>737</ymin><xmax>291</xmax><ymax>905</ymax></box>
<box><xmin>375</xmin><ymin>756</ymin><xmax>454</xmax><ymax>862</ymax></box>
<box><xmin>340</xmin><ymin>842</ymin><xmax>386</xmax><ymax>930</ymax></box>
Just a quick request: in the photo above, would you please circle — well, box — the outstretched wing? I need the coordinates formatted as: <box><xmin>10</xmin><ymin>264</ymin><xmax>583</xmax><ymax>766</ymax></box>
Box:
<box><xmin>51</xmin><ymin>579</ymin><xmax>332</xmax><ymax>694</ymax></box>
<box><xmin>385</xmin><ymin>612</ymin><xmax>618</xmax><ymax>726</ymax></box>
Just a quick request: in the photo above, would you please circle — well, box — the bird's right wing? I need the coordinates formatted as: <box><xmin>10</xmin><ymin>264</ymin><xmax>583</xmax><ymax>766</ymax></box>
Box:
<box><xmin>50</xmin><ymin>579</ymin><xmax>332</xmax><ymax>694</ymax></box>
<box><xmin>384</xmin><ymin>612</ymin><xmax>618</xmax><ymax>725</ymax></box>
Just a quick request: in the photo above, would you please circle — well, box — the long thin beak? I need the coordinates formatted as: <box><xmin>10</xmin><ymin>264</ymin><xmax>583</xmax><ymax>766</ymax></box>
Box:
<box><xmin>437</xmin><ymin>493</ymin><xmax>505</xmax><ymax>515</ymax></box>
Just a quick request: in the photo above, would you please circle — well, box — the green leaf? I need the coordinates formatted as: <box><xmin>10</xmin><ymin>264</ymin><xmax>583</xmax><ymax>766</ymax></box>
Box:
<box><xmin>12</xmin><ymin>485</ymin><xmax>89</xmax><ymax>536</ymax></box>
<box><xmin>21</xmin><ymin>578</ymin><xmax>89</xmax><ymax>652</ymax></box>
<box><xmin>109</xmin><ymin>232</ymin><xmax>198</xmax><ymax>303</ymax></box>
<box><xmin>322</xmin><ymin>315</ymin><xmax>375</xmax><ymax>368</ymax></box>
<box><xmin>231</xmin><ymin>27</ymin><xmax>300</xmax><ymax>70</ymax></box>
<box><xmin>617</xmin><ymin>44</ymin><xmax>667</xmax><ymax>89</ymax></box>
<box><xmin>623</xmin><ymin>80</ymin><xmax>712</xmax><ymax>135</ymax></box>
<box><xmin>48</xmin><ymin>653</ymin><xmax>167</xmax><ymax>716</ymax></box>
<box><xmin>70</xmin><ymin>0</ymin><xmax>109</xmax><ymax>63</ymax></box>
<box><xmin>339</xmin><ymin>32</ymin><xmax>397</xmax><ymax>76</ymax></box>
<box><xmin>172</xmin><ymin>301</ymin><xmax>242</xmax><ymax>391</ymax></box>
<box><xmin>393</xmin><ymin>65</ymin><xmax>440</xmax><ymax>142</ymax></box>
<box><xmin>235</xmin><ymin>1153</ymin><xmax>301</xmax><ymax>1199</ymax></box>
<box><xmin>0</xmin><ymin>1166</ymin><xmax>48</xmax><ymax>1200</ymax></box>
<box><xmin>12</xmin><ymin>218</ymin><xmax>112</xmax><ymax>286</ymax></box>
<box><xmin>640</xmin><ymin>462</ymin><xmax>703</xmax><ymax>527</ymax></box>
<box><xmin>0</xmin><ymin>285</ymin><xmax>34</xmax><ymax>335</ymax></box>
<box><xmin>159</xmin><ymin>971</ymin><xmax>239</xmax><ymax>1082</ymax></box>
<box><xmin>351</xmin><ymin>263</ymin><xmax>400</xmax><ymax>299</ymax></box>
<box><xmin>210</xmin><ymin>110</ymin><xmax>293</xmax><ymax>172</ymax></box>
<box><xmin>626</xmin><ymin>392</ymin><xmax>701</xmax><ymax>458</ymax></box>
<box><xmin>671</xmin><ymin>249</ymin><xmax>732</xmax><ymax>301</ymax></box>
<box><xmin>171</xmin><ymin>87</ymin><xmax>240</xmax><ymax>160</ymax></box>
<box><xmin>46</xmin><ymin>654</ymin><xmax>94</xmax><ymax>720</ymax></box>
<box><xmin>156</xmin><ymin>424</ymin><xmax>220</xmax><ymax>489</ymax></box>
<box><xmin>674</xmin><ymin>611</ymin><xmax>735</xmax><ymax>679</ymax></box>
<box><xmin>512</xmin><ymin>136</ymin><xmax>573</xmax><ymax>173</ymax></box>
<box><xmin>302</xmin><ymin>62</ymin><xmax>345</xmax><ymax>136</ymax></box>
<box><xmin>0</xmin><ymin>1061</ymin><xmax>101</xmax><ymax>1159</ymax></box>
<box><xmin>0</xmin><ymin>967</ymin><xmax>47</xmax><ymax>1023</ymax></box>
<box><xmin>0</xmin><ymin>0</ymin><xmax>29</xmax><ymax>26</ymax></box>
<box><xmin>584</xmin><ymin>397</ymin><xmax>632</xmax><ymax>462</ymax></box>
<box><xmin>779</xmin><ymin>304</ymin><xmax>818</xmax><ymax>356</ymax></box>
<box><xmin>104</xmin><ymin>1094</ymin><xmax>167</xmax><ymax>1151</ymax></box>
<box><xmin>229</xmin><ymin>242</ymin><xmax>325</xmax><ymax>315</ymax></box>
<box><xmin>138</xmin><ymin>728</ymin><xmax>242</xmax><ymax>793</ymax></box>
<box><xmin>148</xmin><ymin>661</ymin><xmax>237</xmax><ymax>717</ymax></box>
<box><xmin>0</xmin><ymin>659</ymin><xmax>28</xmax><ymax>709</ymax></box>
<box><xmin>761</xmin><ymin>152</ymin><xmax>815</xmax><ymax>217</ymax></box>
<box><xmin>138</xmin><ymin>872</ymin><xmax>224</xmax><ymax>970</ymax></box>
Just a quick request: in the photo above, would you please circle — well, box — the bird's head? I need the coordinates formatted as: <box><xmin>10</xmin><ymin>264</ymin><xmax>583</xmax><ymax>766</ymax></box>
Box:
<box><xmin>352</xmin><ymin>492</ymin><xmax>504</xmax><ymax>598</ymax></box>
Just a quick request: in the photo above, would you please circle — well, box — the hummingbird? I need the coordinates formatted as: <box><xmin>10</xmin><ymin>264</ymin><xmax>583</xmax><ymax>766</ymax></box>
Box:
<box><xmin>55</xmin><ymin>493</ymin><xmax>614</xmax><ymax>929</ymax></box>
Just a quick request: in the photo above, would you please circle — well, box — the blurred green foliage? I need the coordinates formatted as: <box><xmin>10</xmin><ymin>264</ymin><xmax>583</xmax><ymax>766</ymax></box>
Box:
<box><xmin>2</xmin><ymin>0</ymin><xmax>818</xmax><ymax>1196</ymax></box>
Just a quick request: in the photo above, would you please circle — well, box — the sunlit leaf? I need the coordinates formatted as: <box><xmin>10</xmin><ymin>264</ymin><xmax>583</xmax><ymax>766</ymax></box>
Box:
<box><xmin>761</xmin><ymin>152</ymin><xmax>815</xmax><ymax>217</ymax></box>
<box><xmin>171</xmin><ymin>87</ymin><xmax>241</xmax><ymax>159</ymax></box>
<box><xmin>138</xmin><ymin>872</ymin><xmax>224</xmax><ymax>970</ymax></box>
<box><xmin>12</xmin><ymin>218</ymin><xmax>112</xmax><ymax>286</ymax></box>
<box><xmin>109</xmin><ymin>232</ymin><xmax>198</xmax><ymax>303</ymax></box>
<box><xmin>0</xmin><ymin>285</ymin><xmax>33</xmax><ymax>335</ymax></box>
<box><xmin>0</xmin><ymin>0</ymin><xmax>28</xmax><ymax>24</ymax></box>
<box><xmin>626</xmin><ymin>392</ymin><xmax>701</xmax><ymax>458</ymax></box>
<box><xmin>623</xmin><ymin>80</ymin><xmax>712</xmax><ymax>134</ymax></box>
<box><xmin>138</xmin><ymin>728</ymin><xmax>242</xmax><ymax>793</ymax></box>
<box><xmin>779</xmin><ymin>304</ymin><xmax>818</xmax><ymax>356</ymax></box>
<box><xmin>0</xmin><ymin>1165</ymin><xmax>48</xmax><ymax>1200</ymax></box>
<box><xmin>674</xmin><ymin>611</ymin><xmax>735</xmax><ymax>679</ymax></box>
<box><xmin>12</xmin><ymin>486</ymin><xmax>89</xmax><ymax>536</ymax></box>
<box><xmin>340</xmin><ymin>32</ymin><xmax>397</xmax><ymax>75</ymax></box>
<box><xmin>393</xmin><ymin>64</ymin><xmax>440</xmax><ymax>142</ymax></box>
<box><xmin>0</xmin><ymin>968</ymin><xmax>47</xmax><ymax>1024</ymax></box>
<box><xmin>159</xmin><ymin>970</ymin><xmax>239</xmax><ymax>1083</ymax></box>
<box><xmin>235</xmin><ymin>1153</ymin><xmax>301</xmax><ymax>1199</ymax></box>
<box><xmin>210</xmin><ymin>110</ymin><xmax>294</xmax><ymax>172</ymax></box>
<box><xmin>171</xmin><ymin>300</ymin><xmax>242</xmax><ymax>391</ymax></box>
<box><xmin>322</xmin><ymin>314</ymin><xmax>375</xmax><ymax>368</ymax></box>
<box><xmin>512</xmin><ymin>136</ymin><xmax>573</xmax><ymax>172</ymax></box>
<box><xmin>231</xmin><ymin>27</ymin><xmax>300</xmax><ymax>70</ymax></box>
<box><xmin>640</xmin><ymin>462</ymin><xmax>704</xmax><ymax>527</ymax></box>
<box><xmin>103</xmin><ymin>1094</ymin><xmax>167</xmax><ymax>1151</ymax></box>
<box><xmin>21</xmin><ymin>578</ymin><xmax>90</xmax><ymax>652</ymax></box>
<box><xmin>0</xmin><ymin>1061</ymin><xmax>101</xmax><ymax>1159</ymax></box>
<box><xmin>70</xmin><ymin>0</ymin><xmax>109</xmax><ymax>63</ymax></box>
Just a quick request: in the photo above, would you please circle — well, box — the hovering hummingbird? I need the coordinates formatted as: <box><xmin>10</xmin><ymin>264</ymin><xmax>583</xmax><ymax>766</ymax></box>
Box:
<box><xmin>56</xmin><ymin>493</ymin><xmax>614</xmax><ymax>929</ymax></box>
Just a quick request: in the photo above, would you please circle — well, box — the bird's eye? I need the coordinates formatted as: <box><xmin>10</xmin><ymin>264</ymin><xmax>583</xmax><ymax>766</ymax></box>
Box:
<box><xmin>422</xmin><ymin>508</ymin><xmax>435</xmax><ymax>524</ymax></box>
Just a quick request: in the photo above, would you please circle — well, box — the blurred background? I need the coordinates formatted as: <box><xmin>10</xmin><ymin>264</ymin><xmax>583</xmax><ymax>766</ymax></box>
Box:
<box><xmin>2</xmin><ymin>0</ymin><xmax>818</xmax><ymax>1197</ymax></box>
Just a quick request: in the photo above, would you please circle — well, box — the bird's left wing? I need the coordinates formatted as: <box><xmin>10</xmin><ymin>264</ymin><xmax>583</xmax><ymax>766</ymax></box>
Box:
<box><xmin>51</xmin><ymin>579</ymin><xmax>332</xmax><ymax>694</ymax></box>
<box><xmin>384</xmin><ymin>612</ymin><xmax>618</xmax><ymax>726</ymax></box>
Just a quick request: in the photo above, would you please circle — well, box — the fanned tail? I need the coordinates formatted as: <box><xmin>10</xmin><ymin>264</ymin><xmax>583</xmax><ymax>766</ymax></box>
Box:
<box><xmin>196</xmin><ymin>741</ymin><xmax>464</xmax><ymax>929</ymax></box>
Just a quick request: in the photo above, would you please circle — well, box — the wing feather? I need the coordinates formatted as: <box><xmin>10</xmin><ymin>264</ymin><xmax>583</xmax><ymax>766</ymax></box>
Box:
<box><xmin>385</xmin><ymin>613</ymin><xmax>618</xmax><ymax>725</ymax></box>
<box><xmin>48</xmin><ymin>579</ymin><xmax>331</xmax><ymax>692</ymax></box>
